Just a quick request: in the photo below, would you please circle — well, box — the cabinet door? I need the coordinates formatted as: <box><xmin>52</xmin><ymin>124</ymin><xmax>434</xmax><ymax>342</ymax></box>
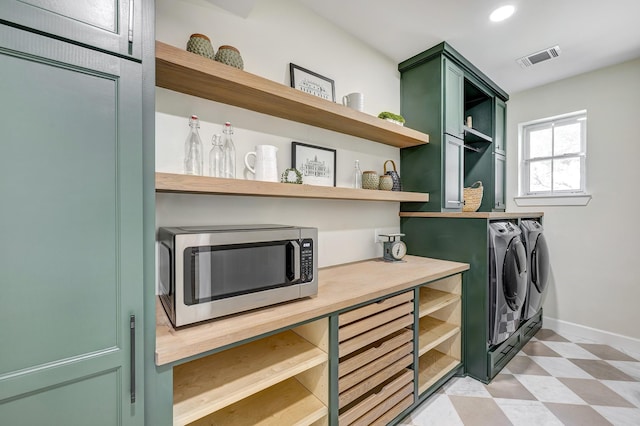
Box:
<box><xmin>0</xmin><ymin>25</ymin><xmax>143</xmax><ymax>425</ymax></box>
<box><xmin>494</xmin><ymin>98</ymin><xmax>506</xmax><ymax>155</ymax></box>
<box><xmin>444</xmin><ymin>134</ymin><xmax>464</xmax><ymax>210</ymax></box>
<box><xmin>443</xmin><ymin>58</ymin><xmax>464</xmax><ymax>138</ymax></box>
<box><xmin>494</xmin><ymin>153</ymin><xmax>506</xmax><ymax>210</ymax></box>
<box><xmin>0</xmin><ymin>0</ymin><xmax>142</xmax><ymax>59</ymax></box>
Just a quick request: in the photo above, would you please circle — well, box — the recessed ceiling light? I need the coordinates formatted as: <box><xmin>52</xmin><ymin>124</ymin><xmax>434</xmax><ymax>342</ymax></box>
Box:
<box><xmin>490</xmin><ymin>5</ymin><xmax>515</xmax><ymax>22</ymax></box>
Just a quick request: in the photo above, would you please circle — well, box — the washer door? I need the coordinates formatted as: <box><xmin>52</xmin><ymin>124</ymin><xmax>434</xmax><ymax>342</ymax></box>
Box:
<box><xmin>532</xmin><ymin>233</ymin><xmax>550</xmax><ymax>293</ymax></box>
<box><xmin>502</xmin><ymin>236</ymin><xmax>528</xmax><ymax>311</ymax></box>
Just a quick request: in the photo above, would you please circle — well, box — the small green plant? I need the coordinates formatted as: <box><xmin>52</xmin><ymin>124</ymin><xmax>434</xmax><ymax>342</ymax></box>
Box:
<box><xmin>377</xmin><ymin>111</ymin><xmax>405</xmax><ymax>124</ymax></box>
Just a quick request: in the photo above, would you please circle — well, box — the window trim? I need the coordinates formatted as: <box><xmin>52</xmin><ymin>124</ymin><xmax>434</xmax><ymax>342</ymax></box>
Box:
<box><xmin>514</xmin><ymin>194</ymin><xmax>592</xmax><ymax>207</ymax></box>
<box><xmin>519</xmin><ymin>110</ymin><xmax>588</xmax><ymax>198</ymax></box>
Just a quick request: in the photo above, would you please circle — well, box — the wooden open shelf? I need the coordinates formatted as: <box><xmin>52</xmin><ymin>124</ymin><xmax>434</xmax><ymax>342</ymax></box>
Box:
<box><xmin>188</xmin><ymin>377</ymin><xmax>327</xmax><ymax>426</ymax></box>
<box><xmin>156</xmin><ymin>41</ymin><xmax>429</xmax><ymax>148</ymax></box>
<box><xmin>418</xmin><ymin>350</ymin><xmax>460</xmax><ymax>394</ymax></box>
<box><xmin>172</xmin><ymin>330</ymin><xmax>327</xmax><ymax>426</ymax></box>
<box><xmin>418</xmin><ymin>317</ymin><xmax>461</xmax><ymax>357</ymax></box>
<box><xmin>418</xmin><ymin>288</ymin><xmax>460</xmax><ymax>317</ymax></box>
<box><xmin>156</xmin><ymin>172</ymin><xmax>429</xmax><ymax>202</ymax></box>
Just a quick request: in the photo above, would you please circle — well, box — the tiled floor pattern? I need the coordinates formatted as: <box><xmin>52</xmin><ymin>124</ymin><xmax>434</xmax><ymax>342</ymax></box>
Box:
<box><xmin>399</xmin><ymin>329</ymin><xmax>640</xmax><ymax>425</ymax></box>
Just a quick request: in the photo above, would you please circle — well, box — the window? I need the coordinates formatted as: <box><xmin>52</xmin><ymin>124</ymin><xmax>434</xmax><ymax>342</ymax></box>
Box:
<box><xmin>519</xmin><ymin>110</ymin><xmax>587</xmax><ymax>197</ymax></box>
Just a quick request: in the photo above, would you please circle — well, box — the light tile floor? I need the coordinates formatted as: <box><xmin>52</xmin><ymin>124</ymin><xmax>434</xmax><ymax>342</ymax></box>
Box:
<box><xmin>399</xmin><ymin>329</ymin><xmax>640</xmax><ymax>425</ymax></box>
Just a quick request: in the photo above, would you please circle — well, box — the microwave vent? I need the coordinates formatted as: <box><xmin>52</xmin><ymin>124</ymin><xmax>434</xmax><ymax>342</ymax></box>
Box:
<box><xmin>517</xmin><ymin>45</ymin><xmax>561</xmax><ymax>68</ymax></box>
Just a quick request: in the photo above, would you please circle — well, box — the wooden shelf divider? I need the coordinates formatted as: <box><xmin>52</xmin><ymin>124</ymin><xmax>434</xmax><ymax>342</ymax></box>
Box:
<box><xmin>156</xmin><ymin>41</ymin><xmax>429</xmax><ymax>149</ymax></box>
<box><xmin>418</xmin><ymin>317</ymin><xmax>461</xmax><ymax>357</ymax></box>
<box><xmin>418</xmin><ymin>288</ymin><xmax>460</xmax><ymax>317</ymax></box>
<box><xmin>418</xmin><ymin>351</ymin><xmax>460</xmax><ymax>394</ymax></box>
<box><xmin>156</xmin><ymin>172</ymin><xmax>429</xmax><ymax>202</ymax></box>
<box><xmin>172</xmin><ymin>330</ymin><xmax>327</xmax><ymax>426</ymax></box>
<box><xmin>188</xmin><ymin>378</ymin><xmax>327</xmax><ymax>426</ymax></box>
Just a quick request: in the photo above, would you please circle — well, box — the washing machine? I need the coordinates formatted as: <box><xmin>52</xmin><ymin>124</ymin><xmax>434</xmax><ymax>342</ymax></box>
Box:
<box><xmin>488</xmin><ymin>221</ymin><xmax>528</xmax><ymax>346</ymax></box>
<box><xmin>520</xmin><ymin>219</ymin><xmax>550</xmax><ymax>320</ymax></box>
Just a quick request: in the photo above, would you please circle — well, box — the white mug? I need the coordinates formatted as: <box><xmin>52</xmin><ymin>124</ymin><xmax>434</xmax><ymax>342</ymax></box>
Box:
<box><xmin>244</xmin><ymin>145</ymin><xmax>279</xmax><ymax>182</ymax></box>
<box><xmin>342</xmin><ymin>92</ymin><xmax>364</xmax><ymax>112</ymax></box>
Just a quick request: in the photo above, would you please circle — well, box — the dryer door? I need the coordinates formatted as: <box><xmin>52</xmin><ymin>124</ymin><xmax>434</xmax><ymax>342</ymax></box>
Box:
<box><xmin>503</xmin><ymin>236</ymin><xmax>528</xmax><ymax>311</ymax></box>
<box><xmin>532</xmin><ymin>233</ymin><xmax>550</xmax><ymax>293</ymax></box>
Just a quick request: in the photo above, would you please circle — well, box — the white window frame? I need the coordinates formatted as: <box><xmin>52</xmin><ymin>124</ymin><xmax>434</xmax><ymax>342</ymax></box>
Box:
<box><xmin>516</xmin><ymin>110</ymin><xmax>591</xmax><ymax>206</ymax></box>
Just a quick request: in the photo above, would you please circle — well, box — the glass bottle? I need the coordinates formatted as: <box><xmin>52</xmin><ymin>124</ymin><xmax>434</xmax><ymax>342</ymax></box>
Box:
<box><xmin>353</xmin><ymin>160</ymin><xmax>362</xmax><ymax>189</ymax></box>
<box><xmin>209</xmin><ymin>134</ymin><xmax>224</xmax><ymax>177</ymax></box>
<box><xmin>222</xmin><ymin>121</ymin><xmax>236</xmax><ymax>179</ymax></box>
<box><xmin>184</xmin><ymin>115</ymin><xmax>203</xmax><ymax>175</ymax></box>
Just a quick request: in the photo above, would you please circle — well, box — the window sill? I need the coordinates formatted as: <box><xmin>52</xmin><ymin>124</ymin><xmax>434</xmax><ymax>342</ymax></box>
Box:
<box><xmin>514</xmin><ymin>194</ymin><xmax>592</xmax><ymax>207</ymax></box>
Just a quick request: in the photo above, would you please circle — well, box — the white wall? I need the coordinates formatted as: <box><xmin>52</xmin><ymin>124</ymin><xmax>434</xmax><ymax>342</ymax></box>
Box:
<box><xmin>506</xmin><ymin>58</ymin><xmax>640</xmax><ymax>341</ymax></box>
<box><xmin>155</xmin><ymin>0</ymin><xmax>405</xmax><ymax>267</ymax></box>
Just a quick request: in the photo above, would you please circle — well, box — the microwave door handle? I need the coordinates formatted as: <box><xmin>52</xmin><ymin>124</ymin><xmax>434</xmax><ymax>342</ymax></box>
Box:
<box><xmin>291</xmin><ymin>240</ymin><xmax>301</xmax><ymax>281</ymax></box>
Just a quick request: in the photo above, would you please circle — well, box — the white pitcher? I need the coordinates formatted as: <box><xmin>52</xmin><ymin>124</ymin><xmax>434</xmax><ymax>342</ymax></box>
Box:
<box><xmin>342</xmin><ymin>92</ymin><xmax>364</xmax><ymax>112</ymax></box>
<box><xmin>244</xmin><ymin>145</ymin><xmax>279</xmax><ymax>182</ymax></box>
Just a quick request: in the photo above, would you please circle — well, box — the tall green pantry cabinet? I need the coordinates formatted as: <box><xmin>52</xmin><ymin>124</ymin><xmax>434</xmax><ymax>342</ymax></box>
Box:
<box><xmin>0</xmin><ymin>0</ymin><xmax>152</xmax><ymax>423</ymax></box>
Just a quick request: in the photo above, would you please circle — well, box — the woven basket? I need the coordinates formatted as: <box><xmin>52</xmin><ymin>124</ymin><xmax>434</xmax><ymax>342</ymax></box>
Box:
<box><xmin>463</xmin><ymin>181</ymin><xmax>483</xmax><ymax>212</ymax></box>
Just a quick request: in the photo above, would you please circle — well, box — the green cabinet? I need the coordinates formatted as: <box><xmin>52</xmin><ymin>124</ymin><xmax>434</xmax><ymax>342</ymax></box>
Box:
<box><xmin>444</xmin><ymin>134</ymin><xmax>464</xmax><ymax>209</ymax></box>
<box><xmin>494</xmin><ymin>98</ymin><xmax>507</xmax><ymax>210</ymax></box>
<box><xmin>444</xmin><ymin>58</ymin><xmax>464</xmax><ymax>138</ymax></box>
<box><xmin>400</xmin><ymin>215</ymin><xmax>542</xmax><ymax>383</ymax></box>
<box><xmin>399</xmin><ymin>42</ymin><xmax>509</xmax><ymax>212</ymax></box>
<box><xmin>494</xmin><ymin>98</ymin><xmax>506</xmax><ymax>155</ymax></box>
<box><xmin>0</xmin><ymin>18</ymin><xmax>145</xmax><ymax>426</ymax></box>
<box><xmin>0</xmin><ymin>0</ymin><xmax>142</xmax><ymax>60</ymax></box>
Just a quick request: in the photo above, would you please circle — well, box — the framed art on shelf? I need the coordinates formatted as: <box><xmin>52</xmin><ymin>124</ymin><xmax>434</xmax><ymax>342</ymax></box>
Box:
<box><xmin>289</xmin><ymin>63</ymin><xmax>335</xmax><ymax>102</ymax></box>
<box><xmin>291</xmin><ymin>142</ymin><xmax>336</xmax><ymax>187</ymax></box>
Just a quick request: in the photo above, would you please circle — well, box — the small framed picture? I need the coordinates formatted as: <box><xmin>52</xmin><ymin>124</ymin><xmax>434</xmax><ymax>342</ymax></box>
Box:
<box><xmin>289</xmin><ymin>63</ymin><xmax>336</xmax><ymax>102</ymax></box>
<box><xmin>291</xmin><ymin>142</ymin><xmax>336</xmax><ymax>187</ymax></box>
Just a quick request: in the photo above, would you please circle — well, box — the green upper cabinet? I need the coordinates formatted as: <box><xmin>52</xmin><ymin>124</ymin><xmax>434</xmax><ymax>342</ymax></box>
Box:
<box><xmin>444</xmin><ymin>58</ymin><xmax>464</xmax><ymax>138</ymax></box>
<box><xmin>494</xmin><ymin>98</ymin><xmax>506</xmax><ymax>155</ymax></box>
<box><xmin>399</xmin><ymin>42</ymin><xmax>509</xmax><ymax>212</ymax></box>
<box><xmin>494</xmin><ymin>98</ymin><xmax>507</xmax><ymax>210</ymax></box>
<box><xmin>0</xmin><ymin>0</ymin><xmax>142</xmax><ymax>60</ymax></box>
<box><xmin>0</xmin><ymin>22</ymin><xmax>144</xmax><ymax>425</ymax></box>
<box><xmin>443</xmin><ymin>133</ymin><xmax>464</xmax><ymax>210</ymax></box>
<box><xmin>494</xmin><ymin>153</ymin><xmax>506</xmax><ymax>210</ymax></box>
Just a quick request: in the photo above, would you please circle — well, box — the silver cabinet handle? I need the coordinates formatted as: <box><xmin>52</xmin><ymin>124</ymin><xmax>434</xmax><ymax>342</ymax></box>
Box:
<box><xmin>130</xmin><ymin>314</ymin><xmax>136</xmax><ymax>404</ymax></box>
<box><xmin>447</xmin><ymin>200</ymin><xmax>462</xmax><ymax>204</ymax></box>
<box><xmin>128</xmin><ymin>0</ymin><xmax>135</xmax><ymax>43</ymax></box>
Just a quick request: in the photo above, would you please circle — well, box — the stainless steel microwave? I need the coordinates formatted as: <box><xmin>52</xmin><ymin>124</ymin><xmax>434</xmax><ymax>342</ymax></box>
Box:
<box><xmin>158</xmin><ymin>224</ymin><xmax>318</xmax><ymax>327</ymax></box>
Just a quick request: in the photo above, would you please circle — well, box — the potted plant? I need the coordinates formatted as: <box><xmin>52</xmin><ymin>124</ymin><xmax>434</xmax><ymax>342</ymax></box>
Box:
<box><xmin>377</xmin><ymin>111</ymin><xmax>406</xmax><ymax>126</ymax></box>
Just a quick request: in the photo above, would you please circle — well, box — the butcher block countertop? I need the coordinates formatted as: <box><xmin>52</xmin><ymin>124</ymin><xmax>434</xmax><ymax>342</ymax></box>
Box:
<box><xmin>155</xmin><ymin>255</ymin><xmax>469</xmax><ymax>365</ymax></box>
<box><xmin>399</xmin><ymin>211</ymin><xmax>544</xmax><ymax>219</ymax></box>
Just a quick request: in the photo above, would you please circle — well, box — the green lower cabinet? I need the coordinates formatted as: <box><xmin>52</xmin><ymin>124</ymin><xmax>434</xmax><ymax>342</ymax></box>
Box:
<box><xmin>401</xmin><ymin>216</ymin><xmax>541</xmax><ymax>383</ymax></box>
<box><xmin>0</xmin><ymin>24</ymin><xmax>144</xmax><ymax>424</ymax></box>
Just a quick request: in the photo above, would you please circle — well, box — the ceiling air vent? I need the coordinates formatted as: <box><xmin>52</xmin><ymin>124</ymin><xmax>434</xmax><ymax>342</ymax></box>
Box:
<box><xmin>517</xmin><ymin>45</ymin><xmax>561</xmax><ymax>68</ymax></box>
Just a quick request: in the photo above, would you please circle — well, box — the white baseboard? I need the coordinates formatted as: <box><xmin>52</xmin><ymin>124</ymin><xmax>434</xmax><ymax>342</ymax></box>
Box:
<box><xmin>543</xmin><ymin>316</ymin><xmax>640</xmax><ymax>356</ymax></box>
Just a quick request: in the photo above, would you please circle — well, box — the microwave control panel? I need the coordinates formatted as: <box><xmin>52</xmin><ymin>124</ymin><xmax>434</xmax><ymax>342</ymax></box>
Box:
<box><xmin>300</xmin><ymin>238</ymin><xmax>314</xmax><ymax>282</ymax></box>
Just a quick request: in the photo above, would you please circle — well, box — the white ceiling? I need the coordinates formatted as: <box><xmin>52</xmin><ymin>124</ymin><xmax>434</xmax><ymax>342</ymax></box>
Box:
<box><xmin>207</xmin><ymin>0</ymin><xmax>640</xmax><ymax>94</ymax></box>
<box><xmin>296</xmin><ymin>0</ymin><xmax>640</xmax><ymax>94</ymax></box>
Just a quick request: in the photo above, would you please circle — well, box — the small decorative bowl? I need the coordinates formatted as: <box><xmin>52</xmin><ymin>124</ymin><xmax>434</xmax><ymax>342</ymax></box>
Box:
<box><xmin>215</xmin><ymin>45</ymin><xmax>244</xmax><ymax>70</ymax></box>
<box><xmin>186</xmin><ymin>33</ymin><xmax>215</xmax><ymax>59</ymax></box>
<box><xmin>379</xmin><ymin>175</ymin><xmax>394</xmax><ymax>191</ymax></box>
<box><xmin>362</xmin><ymin>171</ymin><xmax>379</xmax><ymax>190</ymax></box>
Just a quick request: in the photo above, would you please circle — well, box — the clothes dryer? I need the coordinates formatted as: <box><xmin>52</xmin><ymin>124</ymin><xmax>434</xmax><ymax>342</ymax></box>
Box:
<box><xmin>488</xmin><ymin>222</ymin><xmax>528</xmax><ymax>346</ymax></box>
<box><xmin>520</xmin><ymin>219</ymin><xmax>550</xmax><ymax>320</ymax></box>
